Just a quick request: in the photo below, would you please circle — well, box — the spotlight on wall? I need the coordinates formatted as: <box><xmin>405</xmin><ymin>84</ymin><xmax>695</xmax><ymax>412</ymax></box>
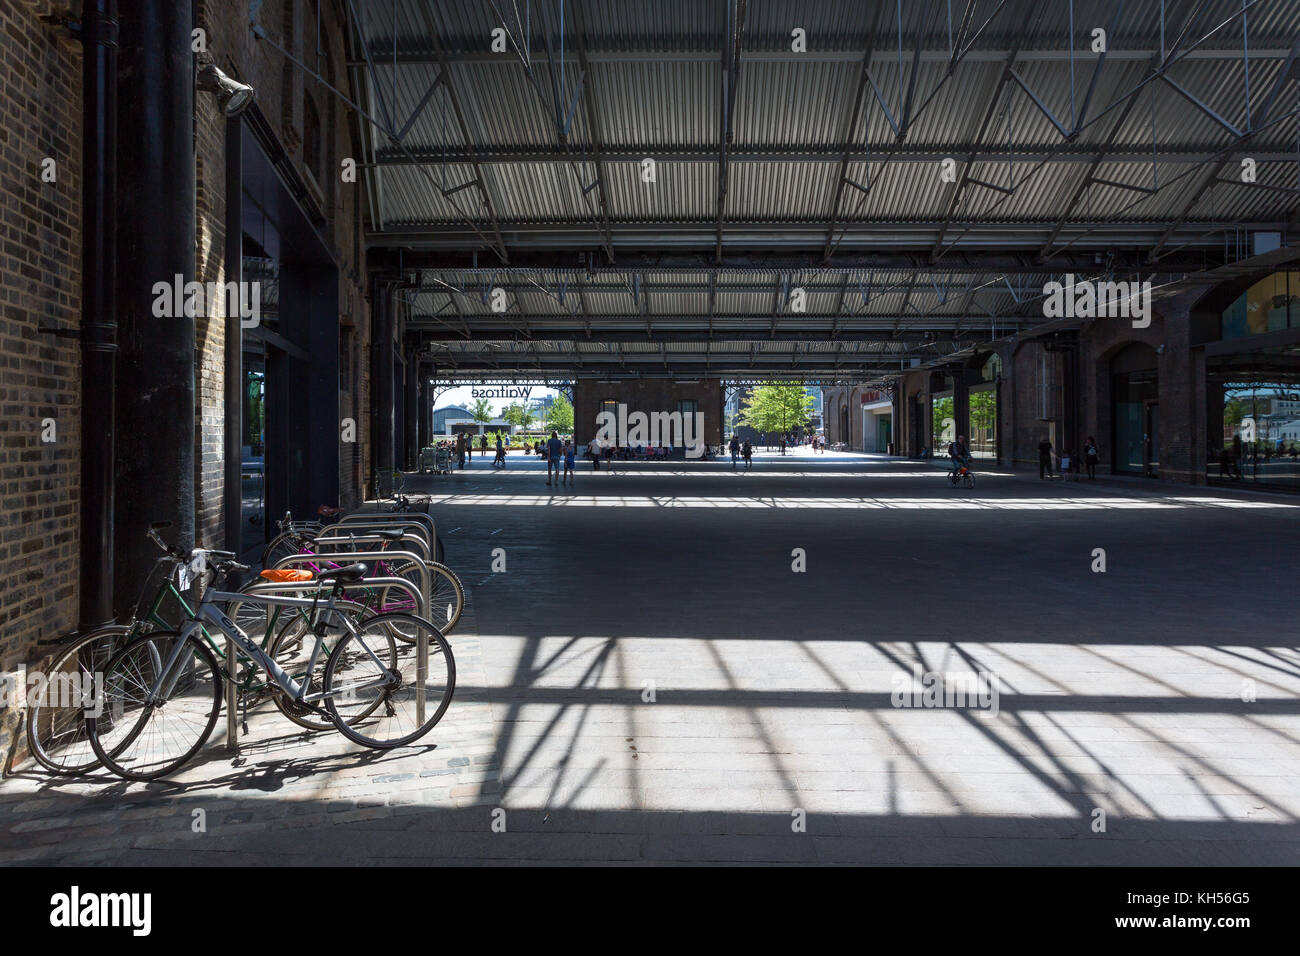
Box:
<box><xmin>197</xmin><ymin>63</ymin><xmax>256</xmax><ymax>117</ymax></box>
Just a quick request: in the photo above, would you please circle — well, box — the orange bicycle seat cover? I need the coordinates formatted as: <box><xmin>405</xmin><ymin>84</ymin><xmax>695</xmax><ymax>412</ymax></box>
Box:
<box><xmin>259</xmin><ymin>569</ymin><xmax>314</xmax><ymax>582</ymax></box>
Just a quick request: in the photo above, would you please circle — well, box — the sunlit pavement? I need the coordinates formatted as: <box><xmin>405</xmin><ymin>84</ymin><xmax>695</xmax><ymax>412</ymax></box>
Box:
<box><xmin>3</xmin><ymin>453</ymin><xmax>1298</xmax><ymax>864</ymax></box>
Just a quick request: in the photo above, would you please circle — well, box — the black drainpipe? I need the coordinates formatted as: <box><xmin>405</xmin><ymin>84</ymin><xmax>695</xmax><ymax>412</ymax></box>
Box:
<box><xmin>78</xmin><ymin>0</ymin><xmax>119</xmax><ymax>629</ymax></box>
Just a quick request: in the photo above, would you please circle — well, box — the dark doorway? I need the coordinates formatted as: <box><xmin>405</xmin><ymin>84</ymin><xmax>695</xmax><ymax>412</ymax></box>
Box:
<box><xmin>238</xmin><ymin>121</ymin><xmax>340</xmax><ymax>553</ymax></box>
<box><xmin>1111</xmin><ymin>343</ymin><xmax>1160</xmax><ymax>476</ymax></box>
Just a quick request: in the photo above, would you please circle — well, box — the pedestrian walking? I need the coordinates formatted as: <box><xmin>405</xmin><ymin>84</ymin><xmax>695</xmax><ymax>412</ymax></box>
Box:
<box><xmin>742</xmin><ymin>440</ymin><xmax>753</xmax><ymax>469</ymax></box>
<box><xmin>729</xmin><ymin>434</ymin><xmax>740</xmax><ymax>469</ymax></box>
<box><xmin>1083</xmin><ymin>436</ymin><xmax>1099</xmax><ymax>480</ymax></box>
<box><xmin>494</xmin><ymin>434</ymin><xmax>506</xmax><ymax>468</ymax></box>
<box><xmin>1038</xmin><ymin>437</ymin><xmax>1054</xmax><ymax>479</ymax></box>
<box><xmin>563</xmin><ymin>439</ymin><xmax>576</xmax><ymax>484</ymax></box>
<box><xmin>456</xmin><ymin>432</ymin><xmax>467</xmax><ymax>469</ymax></box>
<box><xmin>545</xmin><ymin>430</ymin><xmax>563</xmax><ymax>485</ymax></box>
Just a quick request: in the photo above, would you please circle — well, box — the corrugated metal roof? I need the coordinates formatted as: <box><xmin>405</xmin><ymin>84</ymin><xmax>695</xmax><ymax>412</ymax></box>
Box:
<box><xmin>356</xmin><ymin>1</ymin><xmax>1300</xmax><ymax>376</ymax></box>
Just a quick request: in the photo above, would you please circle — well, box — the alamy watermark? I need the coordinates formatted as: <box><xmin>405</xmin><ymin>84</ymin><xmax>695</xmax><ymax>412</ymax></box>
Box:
<box><xmin>1</xmin><ymin>665</ymin><xmax>104</xmax><ymax>717</ymax></box>
<box><xmin>152</xmin><ymin>274</ymin><xmax>261</xmax><ymax>327</ymax></box>
<box><xmin>1042</xmin><ymin>273</ymin><xmax>1151</xmax><ymax>328</ymax></box>
<box><xmin>891</xmin><ymin>666</ymin><xmax>1000</xmax><ymax>718</ymax></box>
<box><xmin>594</xmin><ymin>404</ymin><xmax>707</xmax><ymax>458</ymax></box>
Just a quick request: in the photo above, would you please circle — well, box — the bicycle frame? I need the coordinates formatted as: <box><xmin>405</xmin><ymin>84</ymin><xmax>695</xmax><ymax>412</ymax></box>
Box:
<box><xmin>146</xmin><ymin>588</ymin><xmax>391</xmax><ymax>710</ymax></box>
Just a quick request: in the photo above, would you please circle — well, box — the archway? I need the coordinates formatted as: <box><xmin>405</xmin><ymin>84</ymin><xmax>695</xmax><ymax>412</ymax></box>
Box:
<box><xmin>1110</xmin><ymin>342</ymin><xmax>1160</xmax><ymax>476</ymax></box>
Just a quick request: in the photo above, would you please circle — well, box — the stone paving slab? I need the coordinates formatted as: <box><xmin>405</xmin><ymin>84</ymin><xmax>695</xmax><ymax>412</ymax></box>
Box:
<box><xmin>2</xmin><ymin>453</ymin><xmax>1299</xmax><ymax>864</ymax></box>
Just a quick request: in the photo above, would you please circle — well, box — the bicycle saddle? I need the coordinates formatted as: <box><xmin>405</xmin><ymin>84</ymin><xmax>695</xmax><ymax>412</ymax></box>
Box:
<box><xmin>377</xmin><ymin>529</ymin><xmax>406</xmax><ymax>541</ymax></box>
<box><xmin>317</xmin><ymin>504</ymin><xmax>345</xmax><ymax>518</ymax></box>
<box><xmin>314</xmin><ymin>563</ymin><xmax>368</xmax><ymax>584</ymax></box>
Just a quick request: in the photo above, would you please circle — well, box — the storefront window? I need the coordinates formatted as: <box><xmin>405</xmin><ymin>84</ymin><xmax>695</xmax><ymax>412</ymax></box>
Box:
<box><xmin>1222</xmin><ymin>272</ymin><xmax>1300</xmax><ymax>339</ymax></box>
<box><xmin>1113</xmin><ymin>369</ymin><xmax>1158</xmax><ymax>474</ymax></box>
<box><xmin>1208</xmin><ymin>361</ymin><xmax>1300</xmax><ymax>491</ymax></box>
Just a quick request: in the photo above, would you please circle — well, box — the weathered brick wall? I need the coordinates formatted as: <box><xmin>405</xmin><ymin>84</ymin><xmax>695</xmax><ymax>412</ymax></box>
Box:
<box><xmin>0</xmin><ymin>0</ymin><xmax>82</xmax><ymax>760</ymax></box>
<box><xmin>1080</xmin><ymin>295</ymin><xmax>1201</xmax><ymax>483</ymax></box>
<box><xmin>822</xmin><ymin>386</ymin><xmax>848</xmax><ymax>446</ymax></box>
<box><xmin>574</xmin><ymin>379</ymin><xmax>723</xmax><ymax>446</ymax></box>
<box><xmin>1006</xmin><ymin>341</ymin><xmax>1058</xmax><ymax>468</ymax></box>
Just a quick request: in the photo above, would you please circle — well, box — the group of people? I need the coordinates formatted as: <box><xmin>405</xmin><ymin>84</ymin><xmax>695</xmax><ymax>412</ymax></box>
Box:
<box><xmin>728</xmin><ymin>435</ymin><xmax>755</xmax><ymax>469</ymax></box>
<box><xmin>945</xmin><ymin>434</ymin><xmax>1101</xmax><ymax>481</ymax></box>
<box><xmin>449</xmin><ymin>432</ymin><xmax>509</xmax><ymax>469</ymax></box>
<box><xmin>1220</xmin><ymin>434</ymin><xmax>1300</xmax><ymax>480</ymax></box>
<box><xmin>1035</xmin><ymin>436</ymin><xmax>1100</xmax><ymax>480</ymax></box>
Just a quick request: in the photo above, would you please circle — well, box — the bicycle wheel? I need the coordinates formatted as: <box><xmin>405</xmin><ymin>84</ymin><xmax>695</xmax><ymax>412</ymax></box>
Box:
<box><xmin>265</xmin><ymin>600</ymin><xmax>389</xmax><ymax>730</ymax></box>
<box><xmin>262</xmin><ymin>530</ymin><xmax>311</xmax><ymax>570</ymax></box>
<box><xmin>377</xmin><ymin>559</ymin><xmax>464</xmax><ymax>633</ymax></box>
<box><xmin>391</xmin><ymin>470</ymin><xmax>406</xmax><ymax>494</ymax></box>
<box><xmin>24</xmin><ymin>626</ymin><xmax>132</xmax><ymax>775</ymax></box>
<box><xmin>963</xmin><ymin>472</ymin><xmax>976</xmax><ymax>488</ymax></box>
<box><xmin>88</xmin><ymin>631</ymin><xmax>223</xmax><ymax>781</ymax></box>
<box><xmin>322</xmin><ymin>613</ymin><xmax>455</xmax><ymax>749</ymax></box>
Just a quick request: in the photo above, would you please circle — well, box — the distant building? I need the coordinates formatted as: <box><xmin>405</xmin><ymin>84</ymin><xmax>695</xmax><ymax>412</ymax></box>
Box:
<box><xmin>431</xmin><ymin>405</ymin><xmax>472</xmax><ymax>434</ymax></box>
<box><xmin>443</xmin><ymin>418</ymin><xmax>516</xmax><ymax>437</ymax></box>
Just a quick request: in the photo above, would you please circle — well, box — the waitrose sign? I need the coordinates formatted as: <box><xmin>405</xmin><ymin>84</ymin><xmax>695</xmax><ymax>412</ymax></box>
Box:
<box><xmin>471</xmin><ymin>386</ymin><xmax>534</xmax><ymax>400</ymax></box>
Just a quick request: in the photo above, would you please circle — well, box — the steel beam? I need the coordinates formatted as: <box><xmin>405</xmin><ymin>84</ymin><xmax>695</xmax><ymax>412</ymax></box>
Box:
<box><xmin>413</xmin><ymin>327</ymin><xmax>977</xmax><ymax>343</ymax></box>
<box><xmin>371</xmin><ymin>145</ymin><xmax>1300</xmax><ymax>166</ymax></box>
<box><xmin>379</xmin><ymin>248</ymin><xmax>1222</xmax><ymax>274</ymax></box>
<box><xmin>351</xmin><ymin>46</ymin><xmax>1296</xmax><ymax>67</ymax></box>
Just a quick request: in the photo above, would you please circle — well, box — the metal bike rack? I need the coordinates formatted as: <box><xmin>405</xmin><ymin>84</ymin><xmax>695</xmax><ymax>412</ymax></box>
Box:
<box><xmin>337</xmin><ymin>510</ymin><xmax>437</xmax><ymax>543</ymax></box>
<box><xmin>317</xmin><ymin>521</ymin><xmax>432</xmax><ymax>550</ymax></box>
<box><xmin>229</xmin><ymin>575</ymin><xmax>430</xmax><ymax>743</ymax></box>
<box><xmin>313</xmin><ymin>532</ymin><xmax>431</xmax><ymax>564</ymax></box>
<box><xmin>324</xmin><ymin>516</ymin><xmax>439</xmax><ymax>561</ymax></box>
<box><xmin>272</xmin><ymin>551</ymin><xmax>432</xmax><ymax>625</ymax></box>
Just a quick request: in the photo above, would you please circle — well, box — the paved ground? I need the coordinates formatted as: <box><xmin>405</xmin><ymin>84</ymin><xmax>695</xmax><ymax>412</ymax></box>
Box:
<box><xmin>3</xmin><ymin>451</ymin><xmax>1299</xmax><ymax>864</ymax></box>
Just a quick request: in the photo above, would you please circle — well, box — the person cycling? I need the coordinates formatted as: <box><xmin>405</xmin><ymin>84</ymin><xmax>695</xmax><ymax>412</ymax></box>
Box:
<box><xmin>948</xmin><ymin>434</ymin><xmax>972</xmax><ymax>478</ymax></box>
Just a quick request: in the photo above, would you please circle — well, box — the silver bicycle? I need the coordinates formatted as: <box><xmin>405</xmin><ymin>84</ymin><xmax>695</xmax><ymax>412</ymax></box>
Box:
<box><xmin>86</xmin><ymin>540</ymin><xmax>455</xmax><ymax>781</ymax></box>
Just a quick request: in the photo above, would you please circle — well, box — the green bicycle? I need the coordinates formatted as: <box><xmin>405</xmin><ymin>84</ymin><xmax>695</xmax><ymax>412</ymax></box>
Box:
<box><xmin>23</xmin><ymin>522</ymin><xmax>377</xmax><ymax>775</ymax></box>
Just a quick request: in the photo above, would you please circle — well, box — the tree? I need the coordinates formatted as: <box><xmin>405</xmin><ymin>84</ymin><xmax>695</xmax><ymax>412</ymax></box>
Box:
<box><xmin>502</xmin><ymin>403</ymin><xmax>535</xmax><ymax>430</ymax></box>
<box><xmin>932</xmin><ymin>395</ymin><xmax>954</xmax><ymax>448</ymax></box>
<box><xmin>470</xmin><ymin>397</ymin><xmax>494</xmax><ymax>423</ymax></box>
<box><xmin>739</xmin><ymin>383</ymin><xmax>815</xmax><ymax>436</ymax></box>
<box><xmin>547</xmin><ymin>393</ymin><xmax>574</xmax><ymax>432</ymax></box>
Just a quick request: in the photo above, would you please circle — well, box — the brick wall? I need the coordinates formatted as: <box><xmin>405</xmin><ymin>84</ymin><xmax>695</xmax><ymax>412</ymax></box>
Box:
<box><xmin>1</xmin><ymin>0</ymin><xmax>375</xmax><ymax>763</ymax></box>
<box><xmin>0</xmin><ymin>0</ymin><xmax>82</xmax><ymax>760</ymax></box>
<box><xmin>574</xmin><ymin>379</ymin><xmax>723</xmax><ymax>446</ymax></box>
<box><xmin>1079</xmin><ymin>294</ymin><xmax>1201</xmax><ymax>483</ymax></box>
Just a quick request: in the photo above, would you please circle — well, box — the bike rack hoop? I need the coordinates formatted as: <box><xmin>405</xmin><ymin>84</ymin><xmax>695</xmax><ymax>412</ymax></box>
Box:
<box><xmin>318</xmin><ymin>520</ymin><xmax>432</xmax><ymax>548</ymax></box>
<box><xmin>313</xmin><ymin>532</ymin><xmax>431</xmax><ymax>563</ymax></box>
<box><xmin>336</xmin><ymin>510</ymin><xmax>436</xmax><ymax>542</ymax></box>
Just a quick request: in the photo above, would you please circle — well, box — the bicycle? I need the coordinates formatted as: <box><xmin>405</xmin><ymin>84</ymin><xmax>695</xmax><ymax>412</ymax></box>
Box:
<box><xmin>86</xmin><ymin>537</ymin><xmax>455</xmax><ymax>781</ymax></box>
<box><xmin>25</xmin><ymin>524</ymin><xmax>381</xmax><ymax>775</ymax></box>
<box><xmin>371</xmin><ymin>468</ymin><xmax>406</xmax><ymax>501</ymax></box>
<box><xmin>264</xmin><ymin>507</ymin><xmax>445</xmax><ymax>565</ymax></box>
<box><xmin>260</xmin><ymin>512</ymin><xmax>462</xmax><ymax>630</ymax></box>
<box><xmin>949</xmin><ymin>462</ymin><xmax>976</xmax><ymax>489</ymax></box>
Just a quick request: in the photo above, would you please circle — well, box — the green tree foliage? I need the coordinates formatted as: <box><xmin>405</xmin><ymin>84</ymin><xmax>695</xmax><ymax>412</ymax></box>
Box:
<box><xmin>502</xmin><ymin>403</ymin><xmax>535</xmax><ymax>429</ymax></box>
<box><xmin>969</xmin><ymin>391</ymin><xmax>996</xmax><ymax>432</ymax></box>
<box><xmin>739</xmin><ymin>383</ymin><xmax>815</xmax><ymax>435</ymax></box>
<box><xmin>470</xmin><ymin>397</ymin><xmax>494</xmax><ymax>423</ymax></box>
<box><xmin>547</xmin><ymin>393</ymin><xmax>574</xmax><ymax>432</ymax></box>
<box><xmin>932</xmin><ymin>395</ymin><xmax>954</xmax><ymax>448</ymax></box>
